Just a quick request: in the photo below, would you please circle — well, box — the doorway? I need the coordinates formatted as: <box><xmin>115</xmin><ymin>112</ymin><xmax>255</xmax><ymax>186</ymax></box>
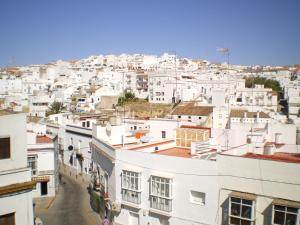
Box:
<box><xmin>41</xmin><ymin>182</ymin><xmax>48</xmax><ymax>196</ymax></box>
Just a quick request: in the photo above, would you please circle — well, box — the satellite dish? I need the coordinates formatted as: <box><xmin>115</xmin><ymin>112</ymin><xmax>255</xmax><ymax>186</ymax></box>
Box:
<box><xmin>68</xmin><ymin>145</ymin><xmax>74</xmax><ymax>151</ymax></box>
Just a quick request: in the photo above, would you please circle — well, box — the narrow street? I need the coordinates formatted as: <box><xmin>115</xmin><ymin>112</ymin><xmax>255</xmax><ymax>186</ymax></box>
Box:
<box><xmin>36</xmin><ymin>174</ymin><xmax>101</xmax><ymax>225</ymax></box>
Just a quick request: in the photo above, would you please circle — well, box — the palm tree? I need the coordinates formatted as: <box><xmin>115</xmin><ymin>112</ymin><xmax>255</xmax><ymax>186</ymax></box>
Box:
<box><xmin>47</xmin><ymin>101</ymin><xmax>67</xmax><ymax>116</ymax></box>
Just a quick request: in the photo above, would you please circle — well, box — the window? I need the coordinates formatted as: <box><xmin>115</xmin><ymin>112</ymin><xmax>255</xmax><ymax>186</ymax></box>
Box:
<box><xmin>176</xmin><ymin>129</ymin><xmax>210</xmax><ymax>148</ymax></box>
<box><xmin>229</xmin><ymin>196</ymin><xmax>255</xmax><ymax>225</ymax></box>
<box><xmin>82</xmin><ymin>122</ymin><xmax>86</xmax><ymax>127</ymax></box>
<box><xmin>190</xmin><ymin>191</ymin><xmax>205</xmax><ymax>205</ymax></box>
<box><xmin>178</xmin><ymin>115</ymin><xmax>181</xmax><ymax>119</ymax></box>
<box><xmin>121</xmin><ymin>170</ymin><xmax>141</xmax><ymax>204</ymax></box>
<box><xmin>162</xmin><ymin>131</ymin><xmax>166</xmax><ymax>139</ymax></box>
<box><xmin>273</xmin><ymin>204</ymin><xmax>299</xmax><ymax>225</ymax></box>
<box><xmin>28</xmin><ymin>155</ymin><xmax>38</xmax><ymax>176</ymax></box>
<box><xmin>87</xmin><ymin>121</ymin><xmax>90</xmax><ymax>127</ymax></box>
<box><xmin>150</xmin><ymin>176</ymin><xmax>172</xmax><ymax>212</ymax></box>
<box><xmin>0</xmin><ymin>213</ymin><xmax>15</xmax><ymax>225</ymax></box>
<box><xmin>0</xmin><ymin>137</ymin><xmax>10</xmax><ymax>159</ymax></box>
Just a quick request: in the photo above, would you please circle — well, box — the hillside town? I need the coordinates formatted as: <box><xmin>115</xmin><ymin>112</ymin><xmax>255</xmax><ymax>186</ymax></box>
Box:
<box><xmin>0</xmin><ymin>53</ymin><xmax>300</xmax><ymax>225</ymax></box>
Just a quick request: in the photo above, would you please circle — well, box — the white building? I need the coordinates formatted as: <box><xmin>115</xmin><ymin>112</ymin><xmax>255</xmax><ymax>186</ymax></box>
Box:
<box><xmin>0</xmin><ymin>111</ymin><xmax>35</xmax><ymax>225</ymax></box>
<box><xmin>91</xmin><ymin>117</ymin><xmax>300</xmax><ymax>225</ymax></box>
<box><xmin>91</xmin><ymin>123</ymin><xmax>218</xmax><ymax>225</ymax></box>
<box><xmin>28</xmin><ymin>94</ymin><xmax>53</xmax><ymax>117</ymax></box>
<box><xmin>285</xmin><ymin>85</ymin><xmax>300</xmax><ymax>119</ymax></box>
<box><xmin>27</xmin><ymin>132</ymin><xmax>58</xmax><ymax>198</ymax></box>
<box><xmin>62</xmin><ymin>123</ymin><xmax>93</xmax><ymax>175</ymax></box>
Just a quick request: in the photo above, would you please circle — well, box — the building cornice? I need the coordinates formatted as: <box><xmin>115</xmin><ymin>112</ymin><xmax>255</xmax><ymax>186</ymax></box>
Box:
<box><xmin>0</xmin><ymin>181</ymin><xmax>36</xmax><ymax>196</ymax></box>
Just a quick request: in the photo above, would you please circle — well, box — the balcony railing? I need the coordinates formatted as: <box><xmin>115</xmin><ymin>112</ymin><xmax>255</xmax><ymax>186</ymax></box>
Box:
<box><xmin>122</xmin><ymin>189</ymin><xmax>141</xmax><ymax>205</ymax></box>
<box><xmin>150</xmin><ymin>196</ymin><xmax>172</xmax><ymax>212</ymax></box>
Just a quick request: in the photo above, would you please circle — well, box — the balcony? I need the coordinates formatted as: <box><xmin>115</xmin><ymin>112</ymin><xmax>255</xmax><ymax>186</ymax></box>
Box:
<box><xmin>121</xmin><ymin>189</ymin><xmax>141</xmax><ymax>208</ymax></box>
<box><xmin>149</xmin><ymin>196</ymin><xmax>172</xmax><ymax>216</ymax></box>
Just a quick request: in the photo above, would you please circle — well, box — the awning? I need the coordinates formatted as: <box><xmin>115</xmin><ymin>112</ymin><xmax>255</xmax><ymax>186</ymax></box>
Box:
<box><xmin>273</xmin><ymin>198</ymin><xmax>300</xmax><ymax>208</ymax></box>
<box><xmin>32</xmin><ymin>176</ymin><xmax>50</xmax><ymax>182</ymax></box>
<box><xmin>229</xmin><ymin>191</ymin><xmax>256</xmax><ymax>201</ymax></box>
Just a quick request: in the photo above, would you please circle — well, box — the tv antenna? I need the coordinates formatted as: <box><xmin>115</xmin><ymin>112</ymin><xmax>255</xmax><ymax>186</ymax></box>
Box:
<box><xmin>217</xmin><ymin>48</ymin><xmax>230</xmax><ymax>66</ymax></box>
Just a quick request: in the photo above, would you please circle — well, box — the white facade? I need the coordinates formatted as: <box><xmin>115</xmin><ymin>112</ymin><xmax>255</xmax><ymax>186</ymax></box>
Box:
<box><xmin>91</xmin><ymin>119</ymin><xmax>300</xmax><ymax>225</ymax></box>
<box><xmin>62</xmin><ymin>124</ymin><xmax>93</xmax><ymax>175</ymax></box>
<box><xmin>27</xmin><ymin>132</ymin><xmax>58</xmax><ymax>198</ymax></box>
<box><xmin>0</xmin><ymin>112</ymin><xmax>34</xmax><ymax>225</ymax></box>
<box><xmin>91</xmin><ymin>130</ymin><xmax>219</xmax><ymax>225</ymax></box>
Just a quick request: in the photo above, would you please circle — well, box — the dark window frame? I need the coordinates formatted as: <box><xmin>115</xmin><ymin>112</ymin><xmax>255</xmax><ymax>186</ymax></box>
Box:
<box><xmin>0</xmin><ymin>137</ymin><xmax>11</xmax><ymax>159</ymax></box>
<box><xmin>0</xmin><ymin>212</ymin><xmax>15</xmax><ymax>225</ymax></box>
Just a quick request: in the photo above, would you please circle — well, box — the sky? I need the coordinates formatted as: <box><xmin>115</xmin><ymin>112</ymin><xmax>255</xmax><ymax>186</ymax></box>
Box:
<box><xmin>0</xmin><ymin>0</ymin><xmax>300</xmax><ymax>67</ymax></box>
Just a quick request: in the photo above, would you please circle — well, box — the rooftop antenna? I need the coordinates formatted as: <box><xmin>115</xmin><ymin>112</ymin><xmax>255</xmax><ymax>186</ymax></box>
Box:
<box><xmin>217</xmin><ymin>48</ymin><xmax>230</xmax><ymax>66</ymax></box>
<box><xmin>9</xmin><ymin>56</ymin><xmax>16</xmax><ymax>67</ymax></box>
<box><xmin>217</xmin><ymin>48</ymin><xmax>230</xmax><ymax>151</ymax></box>
<box><xmin>122</xmin><ymin>71</ymin><xmax>125</xmax><ymax>124</ymax></box>
<box><xmin>170</xmin><ymin>51</ymin><xmax>178</xmax><ymax>104</ymax></box>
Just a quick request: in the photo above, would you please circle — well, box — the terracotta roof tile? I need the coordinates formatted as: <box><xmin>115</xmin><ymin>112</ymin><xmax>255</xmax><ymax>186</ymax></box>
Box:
<box><xmin>36</xmin><ymin>135</ymin><xmax>53</xmax><ymax>144</ymax></box>
<box><xmin>230</xmin><ymin>110</ymin><xmax>270</xmax><ymax>119</ymax></box>
<box><xmin>172</xmin><ymin>103</ymin><xmax>213</xmax><ymax>116</ymax></box>
<box><xmin>154</xmin><ymin>147</ymin><xmax>191</xmax><ymax>158</ymax></box>
<box><xmin>243</xmin><ymin>152</ymin><xmax>300</xmax><ymax>163</ymax></box>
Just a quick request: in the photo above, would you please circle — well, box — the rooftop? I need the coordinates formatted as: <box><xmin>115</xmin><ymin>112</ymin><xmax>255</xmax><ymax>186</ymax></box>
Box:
<box><xmin>243</xmin><ymin>152</ymin><xmax>300</xmax><ymax>163</ymax></box>
<box><xmin>36</xmin><ymin>135</ymin><xmax>53</xmax><ymax>144</ymax></box>
<box><xmin>0</xmin><ymin>109</ymin><xmax>20</xmax><ymax>116</ymax></box>
<box><xmin>230</xmin><ymin>110</ymin><xmax>270</xmax><ymax>119</ymax></box>
<box><xmin>154</xmin><ymin>147</ymin><xmax>191</xmax><ymax>158</ymax></box>
<box><xmin>172</xmin><ymin>103</ymin><xmax>213</xmax><ymax>116</ymax></box>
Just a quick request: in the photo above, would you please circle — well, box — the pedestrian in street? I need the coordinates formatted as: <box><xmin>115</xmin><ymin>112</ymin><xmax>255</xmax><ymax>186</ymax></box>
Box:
<box><xmin>102</xmin><ymin>216</ymin><xmax>109</xmax><ymax>225</ymax></box>
<box><xmin>59</xmin><ymin>173</ymin><xmax>62</xmax><ymax>184</ymax></box>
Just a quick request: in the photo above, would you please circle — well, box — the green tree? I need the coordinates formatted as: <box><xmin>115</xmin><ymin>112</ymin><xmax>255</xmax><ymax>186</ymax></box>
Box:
<box><xmin>245</xmin><ymin>76</ymin><xmax>283</xmax><ymax>99</ymax></box>
<box><xmin>125</xmin><ymin>92</ymin><xmax>135</xmax><ymax>100</ymax></box>
<box><xmin>47</xmin><ymin>101</ymin><xmax>67</xmax><ymax>116</ymax></box>
<box><xmin>117</xmin><ymin>92</ymin><xmax>136</xmax><ymax>106</ymax></box>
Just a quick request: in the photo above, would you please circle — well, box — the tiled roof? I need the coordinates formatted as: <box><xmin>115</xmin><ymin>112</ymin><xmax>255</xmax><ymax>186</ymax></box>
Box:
<box><xmin>127</xmin><ymin>140</ymin><xmax>174</xmax><ymax>151</ymax></box>
<box><xmin>172</xmin><ymin>103</ymin><xmax>213</xmax><ymax>116</ymax></box>
<box><xmin>243</xmin><ymin>152</ymin><xmax>300</xmax><ymax>163</ymax></box>
<box><xmin>230</xmin><ymin>110</ymin><xmax>270</xmax><ymax>118</ymax></box>
<box><xmin>36</xmin><ymin>135</ymin><xmax>53</xmax><ymax>144</ymax></box>
<box><xmin>154</xmin><ymin>147</ymin><xmax>191</xmax><ymax>158</ymax></box>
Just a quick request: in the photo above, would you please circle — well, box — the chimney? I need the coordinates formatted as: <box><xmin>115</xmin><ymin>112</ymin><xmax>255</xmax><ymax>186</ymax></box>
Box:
<box><xmin>191</xmin><ymin>142</ymin><xmax>196</xmax><ymax>155</ymax></box>
<box><xmin>275</xmin><ymin>133</ymin><xmax>281</xmax><ymax>144</ymax></box>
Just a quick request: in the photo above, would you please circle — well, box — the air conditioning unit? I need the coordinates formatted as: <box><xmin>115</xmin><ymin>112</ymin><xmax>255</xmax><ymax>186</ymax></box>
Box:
<box><xmin>111</xmin><ymin>201</ymin><xmax>121</xmax><ymax>212</ymax></box>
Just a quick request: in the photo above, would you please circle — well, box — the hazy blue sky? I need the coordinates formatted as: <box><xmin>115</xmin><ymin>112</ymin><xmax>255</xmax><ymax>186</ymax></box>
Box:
<box><xmin>0</xmin><ymin>0</ymin><xmax>299</xmax><ymax>67</ymax></box>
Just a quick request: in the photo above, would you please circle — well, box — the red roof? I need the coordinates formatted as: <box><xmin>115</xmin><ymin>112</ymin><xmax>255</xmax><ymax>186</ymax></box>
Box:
<box><xmin>243</xmin><ymin>152</ymin><xmax>300</xmax><ymax>163</ymax></box>
<box><xmin>180</xmin><ymin>125</ymin><xmax>208</xmax><ymax>129</ymax></box>
<box><xmin>36</xmin><ymin>135</ymin><xmax>53</xmax><ymax>144</ymax></box>
<box><xmin>154</xmin><ymin>147</ymin><xmax>191</xmax><ymax>158</ymax></box>
<box><xmin>127</xmin><ymin>140</ymin><xmax>174</xmax><ymax>151</ymax></box>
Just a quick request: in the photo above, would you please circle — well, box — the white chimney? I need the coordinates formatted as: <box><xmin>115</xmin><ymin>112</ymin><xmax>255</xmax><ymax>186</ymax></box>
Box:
<box><xmin>191</xmin><ymin>142</ymin><xmax>196</xmax><ymax>155</ymax></box>
<box><xmin>275</xmin><ymin>133</ymin><xmax>281</xmax><ymax>144</ymax></box>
